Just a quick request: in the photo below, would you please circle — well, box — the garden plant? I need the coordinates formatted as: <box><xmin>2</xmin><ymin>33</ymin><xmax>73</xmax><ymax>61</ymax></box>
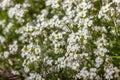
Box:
<box><xmin>0</xmin><ymin>0</ymin><xmax>120</xmax><ymax>80</ymax></box>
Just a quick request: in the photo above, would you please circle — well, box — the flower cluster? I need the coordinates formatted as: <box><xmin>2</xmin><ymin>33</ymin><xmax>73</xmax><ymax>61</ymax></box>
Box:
<box><xmin>0</xmin><ymin>0</ymin><xmax>120</xmax><ymax>79</ymax></box>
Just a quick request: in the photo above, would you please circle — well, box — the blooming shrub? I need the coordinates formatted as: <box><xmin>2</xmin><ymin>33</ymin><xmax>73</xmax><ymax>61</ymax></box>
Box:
<box><xmin>0</xmin><ymin>0</ymin><xmax>120</xmax><ymax>80</ymax></box>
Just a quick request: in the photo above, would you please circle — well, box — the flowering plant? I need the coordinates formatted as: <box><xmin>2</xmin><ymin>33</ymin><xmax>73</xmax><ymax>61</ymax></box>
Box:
<box><xmin>0</xmin><ymin>0</ymin><xmax>120</xmax><ymax>80</ymax></box>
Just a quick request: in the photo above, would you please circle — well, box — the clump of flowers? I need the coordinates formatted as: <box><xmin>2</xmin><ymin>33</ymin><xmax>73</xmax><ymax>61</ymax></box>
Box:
<box><xmin>0</xmin><ymin>0</ymin><xmax>120</xmax><ymax>79</ymax></box>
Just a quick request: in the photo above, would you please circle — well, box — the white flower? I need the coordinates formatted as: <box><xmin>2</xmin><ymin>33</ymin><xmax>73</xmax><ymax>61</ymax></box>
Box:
<box><xmin>11</xmin><ymin>70</ymin><xmax>20</xmax><ymax>75</ymax></box>
<box><xmin>26</xmin><ymin>73</ymin><xmax>44</xmax><ymax>80</ymax></box>
<box><xmin>24</xmin><ymin>66</ymin><xmax>29</xmax><ymax>73</ymax></box>
<box><xmin>46</xmin><ymin>0</ymin><xmax>60</xmax><ymax>8</ymax></box>
<box><xmin>0</xmin><ymin>0</ymin><xmax>13</xmax><ymax>10</ymax></box>
<box><xmin>41</xmin><ymin>9</ymin><xmax>49</xmax><ymax>16</ymax></box>
<box><xmin>0</xmin><ymin>20</ymin><xmax>5</xmax><ymax>28</ymax></box>
<box><xmin>76</xmin><ymin>67</ymin><xmax>89</xmax><ymax>79</ymax></box>
<box><xmin>4</xmin><ymin>22</ymin><xmax>13</xmax><ymax>34</ymax></box>
<box><xmin>9</xmin><ymin>41</ymin><xmax>18</xmax><ymax>54</ymax></box>
<box><xmin>95</xmin><ymin>57</ymin><xmax>103</xmax><ymax>68</ymax></box>
<box><xmin>89</xmin><ymin>68</ymin><xmax>97</xmax><ymax>79</ymax></box>
<box><xmin>67</xmin><ymin>44</ymin><xmax>80</xmax><ymax>52</ymax></box>
<box><xmin>8</xmin><ymin>7</ymin><xmax>15</xmax><ymax>18</ymax></box>
<box><xmin>84</xmin><ymin>18</ymin><xmax>93</xmax><ymax>27</ymax></box>
<box><xmin>3</xmin><ymin>51</ymin><xmax>9</xmax><ymax>58</ymax></box>
<box><xmin>8</xmin><ymin>4</ymin><xmax>29</xmax><ymax>23</ymax></box>
<box><xmin>113</xmin><ymin>0</ymin><xmax>120</xmax><ymax>3</ymax></box>
<box><xmin>47</xmin><ymin>59</ymin><xmax>53</xmax><ymax>65</ymax></box>
<box><xmin>0</xmin><ymin>35</ymin><xmax>5</xmax><ymax>44</ymax></box>
<box><xmin>71</xmin><ymin>62</ymin><xmax>79</xmax><ymax>70</ymax></box>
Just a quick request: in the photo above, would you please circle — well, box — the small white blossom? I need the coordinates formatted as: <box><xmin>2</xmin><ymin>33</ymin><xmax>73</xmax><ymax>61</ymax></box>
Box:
<box><xmin>3</xmin><ymin>51</ymin><xmax>9</xmax><ymax>58</ymax></box>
